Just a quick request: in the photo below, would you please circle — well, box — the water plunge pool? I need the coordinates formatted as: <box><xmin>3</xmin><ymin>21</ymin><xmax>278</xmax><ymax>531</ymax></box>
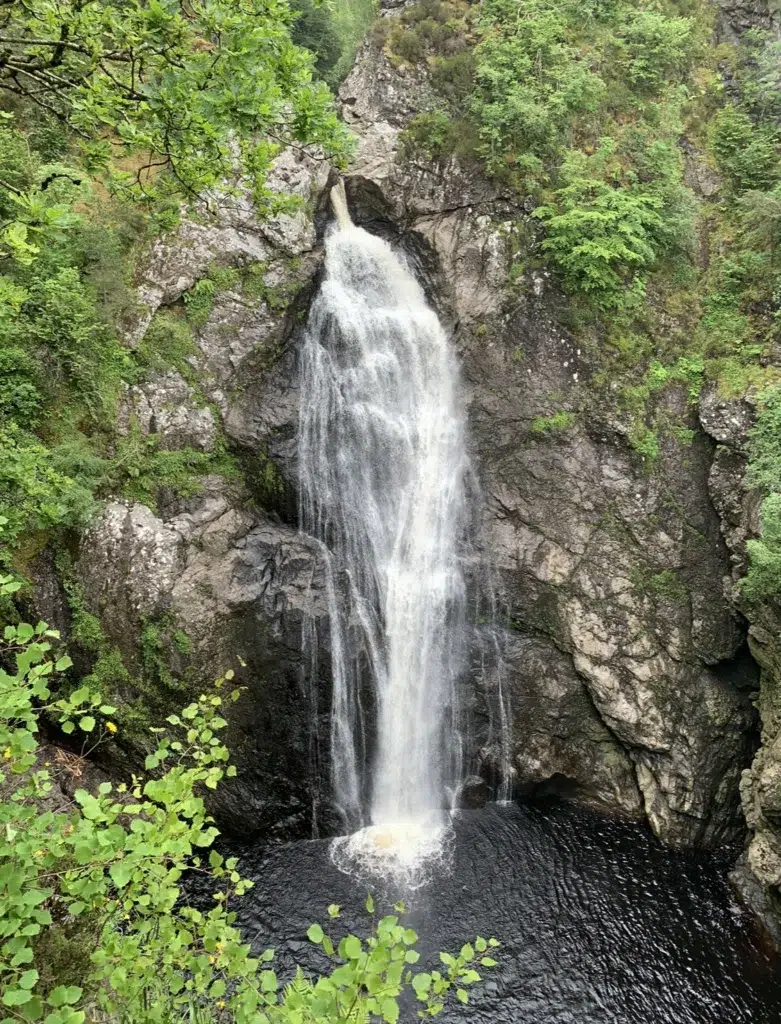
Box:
<box><xmin>211</xmin><ymin>801</ymin><xmax>781</xmax><ymax>1023</ymax></box>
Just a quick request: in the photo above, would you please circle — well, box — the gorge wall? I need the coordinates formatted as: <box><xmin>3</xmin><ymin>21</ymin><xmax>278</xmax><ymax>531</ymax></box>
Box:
<box><xmin>22</xmin><ymin>0</ymin><xmax>781</xmax><ymax>939</ymax></box>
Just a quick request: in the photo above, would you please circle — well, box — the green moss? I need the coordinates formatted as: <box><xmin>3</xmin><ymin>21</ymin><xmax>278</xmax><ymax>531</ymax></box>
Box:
<box><xmin>530</xmin><ymin>411</ymin><xmax>574</xmax><ymax>435</ymax></box>
<box><xmin>241</xmin><ymin>258</ymin><xmax>305</xmax><ymax>311</ymax></box>
<box><xmin>648</xmin><ymin>569</ymin><xmax>688</xmax><ymax>602</ymax></box>
<box><xmin>112</xmin><ymin>425</ymin><xmax>239</xmax><ymax>512</ymax></box>
<box><xmin>181</xmin><ymin>264</ymin><xmax>242</xmax><ymax>328</ymax></box>
<box><xmin>135</xmin><ymin>310</ymin><xmax>198</xmax><ymax>379</ymax></box>
<box><xmin>670</xmin><ymin>425</ymin><xmax>695</xmax><ymax>446</ymax></box>
<box><xmin>628</xmin><ymin>423</ymin><xmax>660</xmax><ymax>462</ymax></box>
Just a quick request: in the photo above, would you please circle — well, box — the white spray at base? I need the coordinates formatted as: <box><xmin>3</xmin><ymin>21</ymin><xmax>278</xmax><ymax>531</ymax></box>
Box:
<box><xmin>299</xmin><ymin>183</ymin><xmax>470</xmax><ymax>887</ymax></box>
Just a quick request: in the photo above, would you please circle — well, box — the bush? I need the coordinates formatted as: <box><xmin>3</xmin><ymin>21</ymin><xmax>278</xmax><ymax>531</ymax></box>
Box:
<box><xmin>743</xmin><ymin>494</ymin><xmax>781</xmax><ymax>604</ymax></box>
<box><xmin>0</xmin><ymin>427</ymin><xmax>96</xmax><ymax>548</ymax></box>
<box><xmin>0</xmin><ymin>346</ymin><xmax>43</xmax><ymax>424</ymax></box>
<box><xmin>616</xmin><ymin>10</ymin><xmax>697</xmax><ymax>92</ymax></box>
<box><xmin>709</xmin><ymin>106</ymin><xmax>779</xmax><ymax>194</ymax></box>
<box><xmin>747</xmin><ymin>386</ymin><xmax>781</xmax><ymax>493</ymax></box>
<box><xmin>534</xmin><ymin>145</ymin><xmax>667</xmax><ymax>311</ymax></box>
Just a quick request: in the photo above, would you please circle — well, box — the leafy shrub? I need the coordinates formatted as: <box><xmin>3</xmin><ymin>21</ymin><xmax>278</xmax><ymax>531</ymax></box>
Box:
<box><xmin>290</xmin><ymin>0</ymin><xmax>343</xmax><ymax>81</ymax></box>
<box><xmin>0</xmin><ymin>347</ymin><xmax>43</xmax><ymax>424</ymax></box>
<box><xmin>747</xmin><ymin>386</ymin><xmax>781</xmax><ymax>493</ymax></box>
<box><xmin>0</xmin><ymin>1</ymin><xmax>350</xmax><ymax>207</ymax></box>
<box><xmin>709</xmin><ymin>106</ymin><xmax>779</xmax><ymax>194</ymax></box>
<box><xmin>530</xmin><ymin>411</ymin><xmax>574</xmax><ymax>434</ymax></box>
<box><xmin>21</xmin><ymin>267</ymin><xmax>127</xmax><ymax>422</ymax></box>
<box><xmin>534</xmin><ymin>146</ymin><xmax>667</xmax><ymax>311</ymax></box>
<box><xmin>0</xmin><ymin>427</ymin><xmax>96</xmax><ymax>548</ymax></box>
<box><xmin>111</xmin><ymin>428</ymin><xmax>238</xmax><ymax>512</ymax></box>
<box><xmin>743</xmin><ymin>494</ymin><xmax>781</xmax><ymax>604</ymax></box>
<box><xmin>616</xmin><ymin>10</ymin><xmax>697</xmax><ymax>92</ymax></box>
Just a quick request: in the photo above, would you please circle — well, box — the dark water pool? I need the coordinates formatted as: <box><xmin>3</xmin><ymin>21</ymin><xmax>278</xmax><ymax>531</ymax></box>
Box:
<box><xmin>216</xmin><ymin>802</ymin><xmax>781</xmax><ymax>1023</ymax></box>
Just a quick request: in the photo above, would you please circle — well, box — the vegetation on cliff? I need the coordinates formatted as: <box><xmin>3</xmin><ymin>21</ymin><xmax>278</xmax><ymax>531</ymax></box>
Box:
<box><xmin>385</xmin><ymin>0</ymin><xmax>781</xmax><ymax>602</ymax></box>
<box><xmin>0</xmin><ymin>0</ymin><xmax>348</xmax><ymax>565</ymax></box>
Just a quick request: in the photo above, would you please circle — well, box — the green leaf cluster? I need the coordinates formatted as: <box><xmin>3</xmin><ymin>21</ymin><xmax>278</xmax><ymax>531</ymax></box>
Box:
<box><xmin>290</xmin><ymin>0</ymin><xmax>377</xmax><ymax>88</ymax></box>
<box><xmin>0</xmin><ymin>0</ymin><xmax>350</xmax><ymax>208</ymax></box>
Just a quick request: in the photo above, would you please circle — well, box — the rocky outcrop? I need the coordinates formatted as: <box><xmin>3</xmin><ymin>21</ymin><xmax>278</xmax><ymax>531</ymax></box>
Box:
<box><xmin>73</xmin><ymin>155</ymin><xmax>337</xmax><ymax>838</ymax></box>
<box><xmin>76</xmin><ymin>486</ymin><xmax>335</xmax><ymax>838</ymax></box>
<box><xmin>716</xmin><ymin>0</ymin><xmax>777</xmax><ymax>39</ymax></box>
<box><xmin>697</xmin><ymin>387</ymin><xmax>781</xmax><ymax>936</ymax></box>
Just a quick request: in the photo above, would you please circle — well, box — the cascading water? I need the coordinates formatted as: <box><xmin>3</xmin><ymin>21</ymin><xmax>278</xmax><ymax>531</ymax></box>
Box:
<box><xmin>299</xmin><ymin>183</ymin><xmax>470</xmax><ymax>885</ymax></box>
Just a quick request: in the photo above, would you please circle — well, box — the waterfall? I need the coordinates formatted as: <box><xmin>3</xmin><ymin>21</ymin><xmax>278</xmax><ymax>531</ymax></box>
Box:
<box><xmin>299</xmin><ymin>188</ymin><xmax>470</xmax><ymax>883</ymax></box>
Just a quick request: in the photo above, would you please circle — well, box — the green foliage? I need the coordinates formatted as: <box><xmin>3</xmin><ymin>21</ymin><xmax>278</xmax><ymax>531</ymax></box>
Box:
<box><xmin>615</xmin><ymin>10</ymin><xmax>697</xmax><ymax>92</ymax></box>
<box><xmin>290</xmin><ymin>0</ymin><xmax>343</xmax><ymax>82</ymax></box>
<box><xmin>628</xmin><ymin>423</ymin><xmax>660</xmax><ymax>462</ymax></box>
<box><xmin>113</xmin><ymin>428</ymin><xmax>239</xmax><ymax>511</ymax></box>
<box><xmin>747</xmin><ymin>386</ymin><xmax>781</xmax><ymax>494</ymax></box>
<box><xmin>535</xmin><ymin>145</ymin><xmax>667</xmax><ymax>311</ymax></box>
<box><xmin>292</xmin><ymin>0</ymin><xmax>378</xmax><ymax>87</ymax></box>
<box><xmin>0</xmin><ymin>426</ymin><xmax>96</xmax><ymax>550</ymax></box>
<box><xmin>394</xmin><ymin>0</ymin><xmax>703</xmax><ymax>311</ymax></box>
<box><xmin>0</xmin><ymin>0</ymin><xmax>350</xmax><ymax>208</ymax></box>
<box><xmin>740</xmin><ymin>388</ymin><xmax>781</xmax><ymax>604</ymax></box>
<box><xmin>135</xmin><ymin>310</ymin><xmax>198</xmax><ymax>378</ymax></box>
<box><xmin>381</xmin><ymin>0</ymin><xmax>475</xmax><ymax>65</ymax></box>
<box><xmin>530</xmin><ymin>410</ymin><xmax>574</xmax><ymax>435</ymax></box>
<box><xmin>0</xmin><ymin>345</ymin><xmax>43</xmax><ymax>423</ymax></box>
<box><xmin>401</xmin><ymin>109</ymin><xmax>478</xmax><ymax>164</ymax></box>
<box><xmin>743</xmin><ymin>494</ymin><xmax>781</xmax><ymax>605</ymax></box>
<box><xmin>21</xmin><ymin>266</ymin><xmax>127</xmax><ymax>421</ymax></box>
<box><xmin>0</xmin><ymin>581</ymin><xmax>499</xmax><ymax>1022</ymax></box>
<box><xmin>709</xmin><ymin>106</ymin><xmax>779</xmax><ymax>195</ymax></box>
<box><xmin>639</xmin><ymin>568</ymin><xmax>689</xmax><ymax>603</ymax></box>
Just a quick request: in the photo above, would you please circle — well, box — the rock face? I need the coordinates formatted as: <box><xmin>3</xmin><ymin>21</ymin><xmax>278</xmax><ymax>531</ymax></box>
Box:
<box><xmin>696</xmin><ymin>385</ymin><xmax>781</xmax><ymax>935</ymax></box>
<box><xmin>66</xmin><ymin>11</ymin><xmax>767</xmax><ymax>868</ymax></box>
<box><xmin>77</xmin><ymin>488</ymin><xmax>335</xmax><ymax>838</ymax></box>
<box><xmin>73</xmin><ymin>154</ymin><xmax>337</xmax><ymax>838</ymax></box>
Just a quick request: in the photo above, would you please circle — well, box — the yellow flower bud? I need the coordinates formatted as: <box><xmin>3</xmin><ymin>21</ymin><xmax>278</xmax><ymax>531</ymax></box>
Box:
<box><xmin>106</xmin><ymin>721</ymin><xmax>118</xmax><ymax>734</ymax></box>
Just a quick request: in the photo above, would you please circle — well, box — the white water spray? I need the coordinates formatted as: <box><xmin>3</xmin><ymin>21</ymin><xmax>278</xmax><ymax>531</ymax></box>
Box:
<box><xmin>299</xmin><ymin>186</ymin><xmax>470</xmax><ymax>885</ymax></box>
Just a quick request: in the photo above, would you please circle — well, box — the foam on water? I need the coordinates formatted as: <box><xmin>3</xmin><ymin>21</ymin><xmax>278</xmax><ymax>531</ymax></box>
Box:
<box><xmin>330</xmin><ymin>816</ymin><xmax>455</xmax><ymax>892</ymax></box>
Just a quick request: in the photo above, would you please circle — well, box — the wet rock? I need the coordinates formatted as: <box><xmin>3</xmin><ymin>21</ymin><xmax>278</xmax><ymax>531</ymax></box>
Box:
<box><xmin>76</xmin><ymin>486</ymin><xmax>335</xmax><ymax>838</ymax></box>
<box><xmin>118</xmin><ymin>370</ymin><xmax>217</xmax><ymax>451</ymax></box>
<box><xmin>459</xmin><ymin>776</ymin><xmax>490</xmax><ymax>810</ymax></box>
